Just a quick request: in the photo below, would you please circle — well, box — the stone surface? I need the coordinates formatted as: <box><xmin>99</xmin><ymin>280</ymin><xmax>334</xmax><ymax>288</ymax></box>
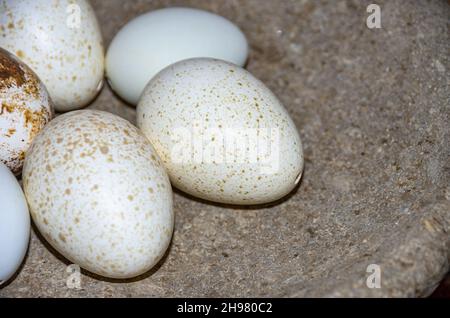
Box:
<box><xmin>0</xmin><ymin>0</ymin><xmax>449</xmax><ymax>297</ymax></box>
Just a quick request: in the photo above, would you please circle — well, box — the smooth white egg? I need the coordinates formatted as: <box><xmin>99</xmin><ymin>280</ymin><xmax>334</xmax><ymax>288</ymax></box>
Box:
<box><xmin>0</xmin><ymin>0</ymin><xmax>105</xmax><ymax>112</ymax></box>
<box><xmin>137</xmin><ymin>58</ymin><xmax>304</xmax><ymax>205</ymax></box>
<box><xmin>106</xmin><ymin>7</ymin><xmax>249</xmax><ymax>105</ymax></box>
<box><xmin>0</xmin><ymin>47</ymin><xmax>53</xmax><ymax>175</ymax></box>
<box><xmin>0</xmin><ymin>162</ymin><xmax>30</xmax><ymax>285</ymax></box>
<box><xmin>23</xmin><ymin>110</ymin><xmax>174</xmax><ymax>279</ymax></box>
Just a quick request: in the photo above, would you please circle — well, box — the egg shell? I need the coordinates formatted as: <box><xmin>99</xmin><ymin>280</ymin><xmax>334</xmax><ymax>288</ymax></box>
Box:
<box><xmin>137</xmin><ymin>58</ymin><xmax>304</xmax><ymax>205</ymax></box>
<box><xmin>0</xmin><ymin>0</ymin><xmax>105</xmax><ymax>112</ymax></box>
<box><xmin>0</xmin><ymin>47</ymin><xmax>53</xmax><ymax>175</ymax></box>
<box><xmin>23</xmin><ymin>110</ymin><xmax>174</xmax><ymax>279</ymax></box>
<box><xmin>0</xmin><ymin>162</ymin><xmax>30</xmax><ymax>285</ymax></box>
<box><xmin>106</xmin><ymin>7</ymin><xmax>249</xmax><ymax>105</ymax></box>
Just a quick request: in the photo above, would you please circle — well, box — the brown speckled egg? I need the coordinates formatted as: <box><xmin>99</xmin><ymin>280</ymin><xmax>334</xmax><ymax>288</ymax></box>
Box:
<box><xmin>0</xmin><ymin>0</ymin><xmax>105</xmax><ymax>112</ymax></box>
<box><xmin>137</xmin><ymin>58</ymin><xmax>304</xmax><ymax>205</ymax></box>
<box><xmin>0</xmin><ymin>47</ymin><xmax>53</xmax><ymax>175</ymax></box>
<box><xmin>22</xmin><ymin>110</ymin><xmax>174</xmax><ymax>279</ymax></box>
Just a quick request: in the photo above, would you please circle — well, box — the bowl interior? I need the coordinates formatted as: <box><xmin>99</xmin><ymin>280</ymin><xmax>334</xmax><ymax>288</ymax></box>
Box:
<box><xmin>1</xmin><ymin>0</ymin><xmax>449</xmax><ymax>297</ymax></box>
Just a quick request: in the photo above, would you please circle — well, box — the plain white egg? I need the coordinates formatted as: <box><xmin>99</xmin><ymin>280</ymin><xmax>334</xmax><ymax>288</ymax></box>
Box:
<box><xmin>23</xmin><ymin>110</ymin><xmax>174</xmax><ymax>279</ymax></box>
<box><xmin>0</xmin><ymin>0</ymin><xmax>105</xmax><ymax>112</ymax></box>
<box><xmin>137</xmin><ymin>58</ymin><xmax>304</xmax><ymax>205</ymax></box>
<box><xmin>106</xmin><ymin>7</ymin><xmax>249</xmax><ymax>105</ymax></box>
<box><xmin>0</xmin><ymin>48</ymin><xmax>54</xmax><ymax>175</ymax></box>
<box><xmin>0</xmin><ymin>162</ymin><xmax>30</xmax><ymax>285</ymax></box>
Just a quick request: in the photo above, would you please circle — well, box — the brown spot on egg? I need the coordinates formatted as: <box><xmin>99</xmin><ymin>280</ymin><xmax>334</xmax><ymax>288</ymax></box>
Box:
<box><xmin>5</xmin><ymin>127</ymin><xmax>16</xmax><ymax>137</ymax></box>
<box><xmin>16</xmin><ymin>50</ymin><xmax>25</xmax><ymax>59</ymax></box>
<box><xmin>59</xmin><ymin>233</ymin><xmax>67</xmax><ymax>243</ymax></box>
<box><xmin>22</xmin><ymin>106</ymin><xmax>51</xmax><ymax>138</ymax></box>
<box><xmin>0</xmin><ymin>52</ymin><xmax>27</xmax><ymax>91</ymax></box>
<box><xmin>100</xmin><ymin>145</ymin><xmax>109</xmax><ymax>154</ymax></box>
<box><xmin>18</xmin><ymin>151</ymin><xmax>25</xmax><ymax>161</ymax></box>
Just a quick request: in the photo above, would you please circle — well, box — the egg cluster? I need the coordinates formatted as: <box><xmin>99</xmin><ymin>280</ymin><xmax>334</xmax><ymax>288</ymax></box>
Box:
<box><xmin>0</xmin><ymin>2</ymin><xmax>303</xmax><ymax>283</ymax></box>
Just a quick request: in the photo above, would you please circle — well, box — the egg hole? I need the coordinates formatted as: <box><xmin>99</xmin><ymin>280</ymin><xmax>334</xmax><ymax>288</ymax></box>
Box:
<box><xmin>294</xmin><ymin>172</ymin><xmax>302</xmax><ymax>185</ymax></box>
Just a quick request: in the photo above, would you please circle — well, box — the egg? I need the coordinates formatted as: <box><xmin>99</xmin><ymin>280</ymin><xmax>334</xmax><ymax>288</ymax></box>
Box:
<box><xmin>0</xmin><ymin>47</ymin><xmax>53</xmax><ymax>175</ymax></box>
<box><xmin>137</xmin><ymin>58</ymin><xmax>304</xmax><ymax>205</ymax></box>
<box><xmin>0</xmin><ymin>0</ymin><xmax>105</xmax><ymax>112</ymax></box>
<box><xmin>22</xmin><ymin>110</ymin><xmax>174</xmax><ymax>279</ymax></box>
<box><xmin>106</xmin><ymin>7</ymin><xmax>249</xmax><ymax>105</ymax></box>
<box><xmin>0</xmin><ymin>162</ymin><xmax>30</xmax><ymax>285</ymax></box>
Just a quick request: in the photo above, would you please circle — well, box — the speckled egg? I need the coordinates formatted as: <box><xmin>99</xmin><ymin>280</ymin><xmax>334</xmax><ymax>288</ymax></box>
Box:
<box><xmin>137</xmin><ymin>58</ymin><xmax>304</xmax><ymax>205</ymax></box>
<box><xmin>0</xmin><ymin>0</ymin><xmax>105</xmax><ymax>112</ymax></box>
<box><xmin>22</xmin><ymin>110</ymin><xmax>174</xmax><ymax>279</ymax></box>
<box><xmin>0</xmin><ymin>48</ymin><xmax>53</xmax><ymax>175</ymax></box>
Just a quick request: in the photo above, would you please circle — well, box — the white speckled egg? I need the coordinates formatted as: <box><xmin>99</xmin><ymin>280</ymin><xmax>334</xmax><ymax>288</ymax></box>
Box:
<box><xmin>106</xmin><ymin>7</ymin><xmax>248</xmax><ymax>105</ymax></box>
<box><xmin>23</xmin><ymin>110</ymin><xmax>174</xmax><ymax>279</ymax></box>
<box><xmin>0</xmin><ymin>162</ymin><xmax>30</xmax><ymax>285</ymax></box>
<box><xmin>137</xmin><ymin>58</ymin><xmax>304</xmax><ymax>205</ymax></box>
<box><xmin>0</xmin><ymin>48</ymin><xmax>53</xmax><ymax>175</ymax></box>
<box><xmin>0</xmin><ymin>0</ymin><xmax>105</xmax><ymax>112</ymax></box>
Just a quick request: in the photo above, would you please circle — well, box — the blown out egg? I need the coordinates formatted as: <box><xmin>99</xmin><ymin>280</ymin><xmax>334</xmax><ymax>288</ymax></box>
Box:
<box><xmin>23</xmin><ymin>110</ymin><xmax>174</xmax><ymax>279</ymax></box>
<box><xmin>0</xmin><ymin>47</ymin><xmax>53</xmax><ymax>175</ymax></box>
<box><xmin>106</xmin><ymin>7</ymin><xmax>249</xmax><ymax>105</ymax></box>
<box><xmin>0</xmin><ymin>162</ymin><xmax>30</xmax><ymax>285</ymax></box>
<box><xmin>137</xmin><ymin>58</ymin><xmax>304</xmax><ymax>205</ymax></box>
<box><xmin>0</xmin><ymin>0</ymin><xmax>105</xmax><ymax>112</ymax></box>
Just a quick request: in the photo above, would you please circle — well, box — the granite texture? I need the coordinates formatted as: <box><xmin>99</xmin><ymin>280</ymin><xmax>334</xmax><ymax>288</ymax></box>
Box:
<box><xmin>1</xmin><ymin>0</ymin><xmax>449</xmax><ymax>297</ymax></box>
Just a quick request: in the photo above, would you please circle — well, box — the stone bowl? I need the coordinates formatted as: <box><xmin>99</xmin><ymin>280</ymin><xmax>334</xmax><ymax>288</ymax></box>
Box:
<box><xmin>1</xmin><ymin>0</ymin><xmax>448</xmax><ymax>297</ymax></box>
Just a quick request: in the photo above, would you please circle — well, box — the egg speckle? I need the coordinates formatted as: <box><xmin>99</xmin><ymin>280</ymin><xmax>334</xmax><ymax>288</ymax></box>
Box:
<box><xmin>137</xmin><ymin>58</ymin><xmax>304</xmax><ymax>205</ymax></box>
<box><xmin>0</xmin><ymin>47</ymin><xmax>53</xmax><ymax>175</ymax></box>
<box><xmin>23</xmin><ymin>110</ymin><xmax>174</xmax><ymax>279</ymax></box>
<box><xmin>0</xmin><ymin>0</ymin><xmax>105</xmax><ymax>112</ymax></box>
